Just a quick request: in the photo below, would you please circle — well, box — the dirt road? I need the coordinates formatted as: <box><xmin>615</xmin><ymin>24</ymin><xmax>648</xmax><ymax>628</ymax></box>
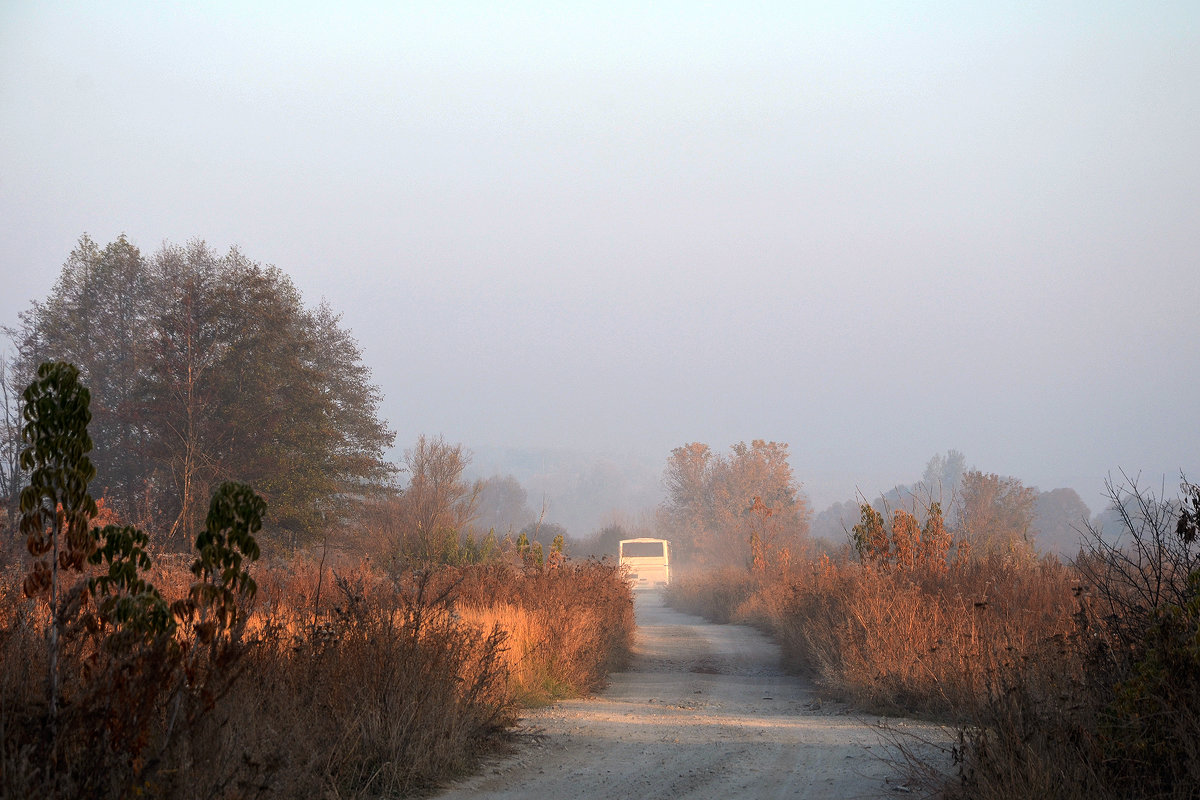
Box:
<box><xmin>436</xmin><ymin>591</ymin><xmax>947</xmax><ymax>799</ymax></box>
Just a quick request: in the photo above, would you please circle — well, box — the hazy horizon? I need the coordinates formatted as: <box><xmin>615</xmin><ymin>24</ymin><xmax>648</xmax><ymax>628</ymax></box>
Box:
<box><xmin>3</xmin><ymin>2</ymin><xmax>1196</xmax><ymax>531</ymax></box>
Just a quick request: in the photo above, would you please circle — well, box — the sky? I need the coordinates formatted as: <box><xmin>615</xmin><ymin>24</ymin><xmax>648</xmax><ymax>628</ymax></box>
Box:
<box><xmin>1</xmin><ymin>1</ymin><xmax>1197</xmax><ymax>518</ymax></box>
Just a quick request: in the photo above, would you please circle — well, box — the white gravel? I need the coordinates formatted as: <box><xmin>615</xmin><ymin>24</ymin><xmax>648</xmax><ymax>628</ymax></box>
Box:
<box><xmin>435</xmin><ymin>590</ymin><xmax>950</xmax><ymax>799</ymax></box>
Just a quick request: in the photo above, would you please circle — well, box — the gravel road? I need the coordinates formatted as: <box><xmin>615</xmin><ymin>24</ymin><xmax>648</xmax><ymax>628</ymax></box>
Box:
<box><xmin>435</xmin><ymin>591</ymin><xmax>948</xmax><ymax>799</ymax></box>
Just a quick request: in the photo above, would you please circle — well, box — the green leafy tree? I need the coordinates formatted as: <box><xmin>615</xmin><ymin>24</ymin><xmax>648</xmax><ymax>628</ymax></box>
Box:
<box><xmin>18</xmin><ymin>361</ymin><xmax>99</xmax><ymax>723</ymax></box>
<box><xmin>7</xmin><ymin>236</ymin><xmax>153</xmax><ymax>517</ymax></box>
<box><xmin>88</xmin><ymin>524</ymin><xmax>174</xmax><ymax>644</ymax></box>
<box><xmin>173</xmin><ymin>481</ymin><xmax>265</xmax><ymax>644</ymax></box>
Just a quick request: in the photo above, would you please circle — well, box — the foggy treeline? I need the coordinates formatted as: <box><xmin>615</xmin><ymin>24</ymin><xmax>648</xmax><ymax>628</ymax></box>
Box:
<box><xmin>0</xmin><ymin>234</ymin><xmax>1130</xmax><ymax>568</ymax></box>
<box><xmin>809</xmin><ymin>449</ymin><xmax>1101</xmax><ymax>558</ymax></box>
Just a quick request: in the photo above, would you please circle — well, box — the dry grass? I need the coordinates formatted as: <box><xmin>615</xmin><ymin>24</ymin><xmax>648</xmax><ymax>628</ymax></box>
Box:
<box><xmin>458</xmin><ymin>603</ymin><xmax>549</xmax><ymax>700</ymax></box>
<box><xmin>0</xmin><ymin>556</ymin><xmax>634</xmax><ymax>799</ymax></box>
<box><xmin>668</xmin><ymin>555</ymin><xmax>1078</xmax><ymax>715</ymax></box>
<box><xmin>451</xmin><ymin>560</ymin><xmax>636</xmax><ymax>702</ymax></box>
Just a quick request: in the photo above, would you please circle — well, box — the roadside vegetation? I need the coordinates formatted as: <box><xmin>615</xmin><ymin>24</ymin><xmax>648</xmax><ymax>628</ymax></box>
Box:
<box><xmin>0</xmin><ymin>244</ymin><xmax>635</xmax><ymax>800</ymax></box>
<box><xmin>666</xmin><ymin>477</ymin><xmax>1200</xmax><ymax>799</ymax></box>
<box><xmin>4</xmin><ymin>237</ymin><xmax>1194</xmax><ymax>799</ymax></box>
<box><xmin>2</xmin><ymin>550</ymin><xmax>632</xmax><ymax>799</ymax></box>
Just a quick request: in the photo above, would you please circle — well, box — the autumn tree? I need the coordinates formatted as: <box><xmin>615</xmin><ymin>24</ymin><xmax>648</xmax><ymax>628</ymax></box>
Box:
<box><xmin>852</xmin><ymin>500</ymin><xmax>952</xmax><ymax>571</ymax></box>
<box><xmin>958</xmin><ymin>470</ymin><xmax>1037</xmax><ymax>557</ymax></box>
<box><xmin>394</xmin><ymin>435</ymin><xmax>481</xmax><ymax>563</ymax></box>
<box><xmin>747</xmin><ymin>495</ymin><xmax>788</xmax><ymax>571</ymax></box>
<box><xmin>662</xmin><ymin>440</ymin><xmax>808</xmax><ymax>567</ymax></box>
<box><xmin>851</xmin><ymin>504</ymin><xmax>888</xmax><ymax>566</ymax></box>
<box><xmin>919</xmin><ymin>502</ymin><xmax>952</xmax><ymax>568</ymax></box>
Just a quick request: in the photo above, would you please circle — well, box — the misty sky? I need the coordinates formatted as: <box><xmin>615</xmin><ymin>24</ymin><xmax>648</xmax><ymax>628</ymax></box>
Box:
<box><xmin>2</xmin><ymin>2</ymin><xmax>1197</xmax><ymax>515</ymax></box>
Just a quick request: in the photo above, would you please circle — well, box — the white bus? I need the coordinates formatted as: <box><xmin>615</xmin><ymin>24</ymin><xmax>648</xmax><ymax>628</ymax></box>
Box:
<box><xmin>618</xmin><ymin>538</ymin><xmax>671</xmax><ymax>587</ymax></box>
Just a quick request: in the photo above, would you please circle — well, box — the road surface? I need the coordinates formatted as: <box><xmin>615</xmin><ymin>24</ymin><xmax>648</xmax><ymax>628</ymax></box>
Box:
<box><xmin>436</xmin><ymin>591</ymin><xmax>946</xmax><ymax>799</ymax></box>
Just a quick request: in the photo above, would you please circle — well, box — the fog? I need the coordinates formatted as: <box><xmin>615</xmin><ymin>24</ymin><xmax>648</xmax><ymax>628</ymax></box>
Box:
<box><xmin>2</xmin><ymin>2</ymin><xmax>1197</xmax><ymax>530</ymax></box>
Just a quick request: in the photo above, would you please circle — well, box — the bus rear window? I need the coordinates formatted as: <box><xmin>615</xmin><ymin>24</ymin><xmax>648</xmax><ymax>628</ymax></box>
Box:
<box><xmin>622</xmin><ymin>541</ymin><xmax>665</xmax><ymax>558</ymax></box>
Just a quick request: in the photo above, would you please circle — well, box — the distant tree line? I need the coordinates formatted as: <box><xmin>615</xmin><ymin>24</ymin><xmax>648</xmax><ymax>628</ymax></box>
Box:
<box><xmin>807</xmin><ymin>449</ymin><xmax>1097</xmax><ymax>560</ymax></box>
<box><xmin>655</xmin><ymin>442</ymin><xmax>1101</xmax><ymax>568</ymax></box>
<box><xmin>2</xmin><ymin>234</ymin><xmax>396</xmax><ymax>552</ymax></box>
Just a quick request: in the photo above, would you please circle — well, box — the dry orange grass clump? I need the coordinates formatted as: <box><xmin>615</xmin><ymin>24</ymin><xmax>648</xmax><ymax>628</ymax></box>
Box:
<box><xmin>455</xmin><ymin>561</ymin><xmax>635</xmax><ymax>705</ymax></box>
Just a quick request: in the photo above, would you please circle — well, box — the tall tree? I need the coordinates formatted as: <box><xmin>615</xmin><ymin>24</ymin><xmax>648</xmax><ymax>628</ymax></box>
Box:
<box><xmin>0</xmin><ymin>356</ymin><xmax>23</xmax><ymax>544</ymax></box>
<box><xmin>19</xmin><ymin>362</ymin><xmax>99</xmax><ymax>726</ymax></box>
<box><xmin>7</xmin><ymin>235</ymin><xmax>154</xmax><ymax>516</ymax></box>
<box><xmin>918</xmin><ymin>449</ymin><xmax>966</xmax><ymax>523</ymax></box>
<box><xmin>475</xmin><ymin>474</ymin><xmax>535</xmax><ymax>534</ymax></box>
<box><xmin>662</xmin><ymin>442</ymin><xmax>713</xmax><ymax>559</ymax></box>
<box><xmin>7</xmin><ymin>235</ymin><xmax>396</xmax><ymax>551</ymax></box>
<box><xmin>1032</xmin><ymin>487</ymin><xmax>1092</xmax><ymax>554</ymax></box>
<box><xmin>144</xmin><ymin>240</ymin><xmax>226</xmax><ymax>545</ymax></box>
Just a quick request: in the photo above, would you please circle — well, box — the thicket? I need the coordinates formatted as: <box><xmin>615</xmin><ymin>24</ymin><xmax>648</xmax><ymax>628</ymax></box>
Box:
<box><xmin>1</xmin><ymin>362</ymin><xmax>635</xmax><ymax>799</ymax></box>
<box><xmin>666</xmin><ymin>478</ymin><xmax>1200</xmax><ymax>799</ymax></box>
